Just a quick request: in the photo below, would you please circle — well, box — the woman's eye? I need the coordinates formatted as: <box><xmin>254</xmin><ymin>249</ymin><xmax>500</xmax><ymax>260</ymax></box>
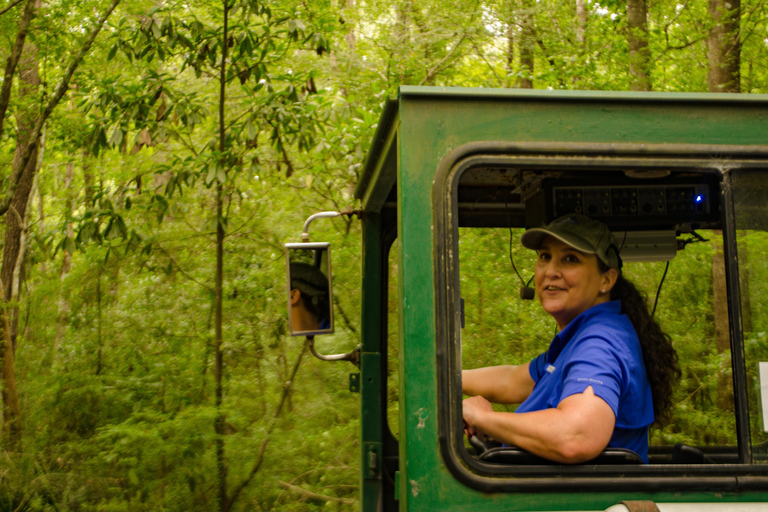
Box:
<box><xmin>538</xmin><ymin>252</ymin><xmax>550</xmax><ymax>261</ymax></box>
<box><xmin>564</xmin><ymin>254</ymin><xmax>580</xmax><ymax>263</ymax></box>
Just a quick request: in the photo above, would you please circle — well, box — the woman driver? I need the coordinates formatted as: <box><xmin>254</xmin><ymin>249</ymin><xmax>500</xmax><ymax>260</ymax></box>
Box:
<box><xmin>462</xmin><ymin>214</ymin><xmax>680</xmax><ymax>464</ymax></box>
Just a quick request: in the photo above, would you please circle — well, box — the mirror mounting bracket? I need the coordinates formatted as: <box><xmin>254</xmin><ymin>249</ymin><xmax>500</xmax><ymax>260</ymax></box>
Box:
<box><xmin>300</xmin><ymin>210</ymin><xmax>362</xmax><ymax>242</ymax></box>
<box><xmin>307</xmin><ymin>336</ymin><xmax>361</xmax><ymax>368</ymax></box>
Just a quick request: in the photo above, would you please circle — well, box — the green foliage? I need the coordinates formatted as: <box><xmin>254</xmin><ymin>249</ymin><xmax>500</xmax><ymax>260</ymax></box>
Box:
<box><xmin>5</xmin><ymin>0</ymin><xmax>768</xmax><ymax>510</ymax></box>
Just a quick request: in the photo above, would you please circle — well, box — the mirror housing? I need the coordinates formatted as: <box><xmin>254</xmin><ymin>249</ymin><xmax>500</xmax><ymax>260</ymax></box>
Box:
<box><xmin>285</xmin><ymin>242</ymin><xmax>334</xmax><ymax>336</ymax></box>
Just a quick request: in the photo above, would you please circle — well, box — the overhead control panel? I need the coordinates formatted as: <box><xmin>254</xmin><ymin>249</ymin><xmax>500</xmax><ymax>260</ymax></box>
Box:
<box><xmin>552</xmin><ymin>184</ymin><xmax>710</xmax><ymax>218</ymax></box>
<box><xmin>525</xmin><ymin>173</ymin><xmax>721</xmax><ymax>232</ymax></box>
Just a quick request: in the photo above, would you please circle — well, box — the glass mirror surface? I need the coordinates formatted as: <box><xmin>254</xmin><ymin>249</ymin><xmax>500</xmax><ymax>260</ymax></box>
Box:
<box><xmin>285</xmin><ymin>242</ymin><xmax>334</xmax><ymax>336</ymax></box>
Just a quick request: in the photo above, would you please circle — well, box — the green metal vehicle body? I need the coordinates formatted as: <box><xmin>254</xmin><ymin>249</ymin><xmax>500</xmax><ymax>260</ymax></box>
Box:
<box><xmin>352</xmin><ymin>86</ymin><xmax>768</xmax><ymax>511</ymax></box>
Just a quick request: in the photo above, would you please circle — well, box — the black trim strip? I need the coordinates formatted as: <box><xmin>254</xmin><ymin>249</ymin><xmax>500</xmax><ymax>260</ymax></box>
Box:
<box><xmin>433</xmin><ymin>141</ymin><xmax>768</xmax><ymax>493</ymax></box>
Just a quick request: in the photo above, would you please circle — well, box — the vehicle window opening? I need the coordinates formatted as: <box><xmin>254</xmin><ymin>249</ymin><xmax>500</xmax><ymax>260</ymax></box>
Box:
<box><xmin>457</xmin><ymin>165</ymin><xmax>741</xmax><ymax>469</ymax></box>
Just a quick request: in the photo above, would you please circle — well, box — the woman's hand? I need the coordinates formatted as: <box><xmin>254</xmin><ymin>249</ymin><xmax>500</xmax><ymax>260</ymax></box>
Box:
<box><xmin>462</xmin><ymin>395</ymin><xmax>494</xmax><ymax>439</ymax></box>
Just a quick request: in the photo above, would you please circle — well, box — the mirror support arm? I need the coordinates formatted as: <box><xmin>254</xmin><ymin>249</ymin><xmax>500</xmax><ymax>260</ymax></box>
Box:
<box><xmin>301</xmin><ymin>210</ymin><xmax>362</xmax><ymax>241</ymax></box>
<box><xmin>302</xmin><ymin>211</ymin><xmax>341</xmax><ymax>242</ymax></box>
<box><xmin>307</xmin><ymin>336</ymin><xmax>361</xmax><ymax>367</ymax></box>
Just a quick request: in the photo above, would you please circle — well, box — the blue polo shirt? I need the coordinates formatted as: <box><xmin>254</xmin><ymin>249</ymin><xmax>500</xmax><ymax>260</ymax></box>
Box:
<box><xmin>516</xmin><ymin>301</ymin><xmax>654</xmax><ymax>462</ymax></box>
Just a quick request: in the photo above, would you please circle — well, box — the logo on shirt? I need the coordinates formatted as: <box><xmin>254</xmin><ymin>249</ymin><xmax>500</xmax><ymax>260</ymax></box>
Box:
<box><xmin>577</xmin><ymin>377</ymin><xmax>604</xmax><ymax>385</ymax></box>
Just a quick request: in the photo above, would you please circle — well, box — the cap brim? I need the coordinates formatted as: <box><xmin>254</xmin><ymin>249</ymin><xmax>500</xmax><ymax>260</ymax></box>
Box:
<box><xmin>520</xmin><ymin>228</ymin><xmax>597</xmax><ymax>255</ymax></box>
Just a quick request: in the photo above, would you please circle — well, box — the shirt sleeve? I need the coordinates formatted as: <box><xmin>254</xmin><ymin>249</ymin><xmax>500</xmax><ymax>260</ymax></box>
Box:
<box><xmin>558</xmin><ymin>336</ymin><xmax>628</xmax><ymax>417</ymax></box>
<box><xmin>528</xmin><ymin>352</ymin><xmax>548</xmax><ymax>384</ymax></box>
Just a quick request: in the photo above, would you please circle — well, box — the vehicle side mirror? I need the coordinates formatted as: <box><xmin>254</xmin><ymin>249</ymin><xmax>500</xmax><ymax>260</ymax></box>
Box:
<box><xmin>285</xmin><ymin>242</ymin><xmax>334</xmax><ymax>336</ymax></box>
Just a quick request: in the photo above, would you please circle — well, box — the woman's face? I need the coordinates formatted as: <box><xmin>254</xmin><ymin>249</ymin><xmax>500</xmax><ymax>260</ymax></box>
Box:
<box><xmin>534</xmin><ymin>236</ymin><xmax>616</xmax><ymax>330</ymax></box>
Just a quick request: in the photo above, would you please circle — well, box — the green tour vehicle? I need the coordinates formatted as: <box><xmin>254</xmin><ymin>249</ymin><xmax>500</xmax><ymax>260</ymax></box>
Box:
<box><xmin>286</xmin><ymin>86</ymin><xmax>768</xmax><ymax>511</ymax></box>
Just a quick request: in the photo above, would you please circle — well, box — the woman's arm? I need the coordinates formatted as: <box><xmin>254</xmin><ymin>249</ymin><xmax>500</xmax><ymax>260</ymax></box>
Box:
<box><xmin>462</xmin><ymin>363</ymin><xmax>535</xmax><ymax>404</ymax></box>
<box><xmin>462</xmin><ymin>386</ymin><xmax>615</xmax><ymax>463</ymax></box>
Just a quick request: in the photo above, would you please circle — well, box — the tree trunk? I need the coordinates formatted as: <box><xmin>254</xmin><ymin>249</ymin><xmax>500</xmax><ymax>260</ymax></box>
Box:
<box><xmin>627</xmin><ymin>0</ymin><xmax>651</xmax><ymax>91</ymax></box>
<box><xmin>83</xmin><ymin>149</ymin><xmax>95</xmax><ymax>206</ymax></box>
<box><xmin>215</xmin><ymin>184</ymin><xmax>226</xmax><ymax>512</ymax></box>
<box><xmin>518</xmin><ymin>0</ymin><xmax>534</xmax><ymax>89</ymax></box>
<box><xmin>0</xmin><ymin>41</ymin><xmax>40</xmax><ymax>451</ymax></box>
<box><xmin>504</xmin><ymin>0</ymin><xmax>515</xmax><ymax>88</ymax></box>
<box><xmin>736</xmin><ymin>232</ymin><xmax>751</xmax><ymax>333</ymax></box>
<box><xmin>573</xmin><ymin>0</ymin><xmax>587</xmax><ymax>86</ymax></box>
<box><xmin>34</xmin><ymin>127</ymin><xmax>46</xmax><ymax>275</ymax></box>
<box><xmin>712</xmin><ymin>236</ymin><xmax>729</xmax><ymax>354</ymax></box>
<box><xmin>707</xmin><ymin>0</ymin><xmax>740</xmax><ymax>412</ymax></box>
<box><xmin>54</xmin><ymin>162</ymin><xmax>74</xmax><ymax>364</ymax></box>
<box><xmin>712</xmin><ymin>235</ymin><xmax>734</xmax><ymax>412</ymax></box>
<box><xmin>575</xmin><ymin>0</ymin><xmax>587</xmax><ymax>48</ymax></box>
<box><xmin>394</xmin><ymin>0</ymin><xmax>412</xmax><ymax>83</ymax></box>
<box><xmin>707</xmin><ymin>0</ymin><xmax>740</xmax><ymax>93</ymax></box>
<box><xmin>96</xmin><ymin>267</ymin><xmax>103</xmax><ymax>375</ymax></box>
<box><xmin>0</xmin><ymin>0</ymin><xmax>36</xmax><ymax>141</ymax></box>
<box><xmin>216</xmin><ymin>3</ymin><xmax>230</xmax><ymax>511</ymax></box>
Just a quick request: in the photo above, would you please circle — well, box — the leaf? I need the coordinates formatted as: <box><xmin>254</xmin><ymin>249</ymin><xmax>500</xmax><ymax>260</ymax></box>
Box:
<box><xmin>107</xmin><ymin>44</ymin><xmax>118</xmax><ymax>61</ymax></box>
<box><xmin>104</xmin><ymin>218</ymin><xmax>115</xmax><ymax>240</ymax></box>
<box><xmin>116</xmin><ymin>215</ymin><xmax>128</xmax><ymax>238</ymax></box>
<box><xmin>109</xmin><ymin>127</ymin><xmax>124</xmax><ymax>147</ymax></box>
<box><xmin>216</xmin><ymin>167</ymin><xmax>227</xmax><ymax>184</ymax></box>
<box><xmin>140</xmin><ymin>128</ymin><xmax>153</xmax><ymax>146</ymax></box>
<box><xmin>245</xmin><ymin>120</ymin><xmax>257</xmax><ymax>140</ymax></box>
<box><xmin>151</xmin><ymin>19</ymin><xmax>162</xmax><ymax>39</ymax></box>
<box><xmin>64</xmin><ymin>236</ymin><xmax>75</xmax><ymax>255</ymax></box>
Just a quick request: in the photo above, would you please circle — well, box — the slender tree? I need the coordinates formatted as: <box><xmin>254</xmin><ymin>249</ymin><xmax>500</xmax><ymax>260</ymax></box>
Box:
<box><xmin>518</xmin><ymin>0</ymin><xmax>535</xmax><ymax>88</ymax></box>
<box><xmin>627</xmin><ymin>0</ymin><xmax>651</xmax><ymax>90</ymax></box>
<box><xmin>708</xmin><ymin>0</ymin><xmax>740</xmax><ymax>92</ymax></box>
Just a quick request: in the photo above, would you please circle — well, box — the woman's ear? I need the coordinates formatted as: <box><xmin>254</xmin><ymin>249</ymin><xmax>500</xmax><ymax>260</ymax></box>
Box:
<box><xmin>602</xmin><ymin>268</ymin><xmax>619</xmax><ymax>293</ymax></box>
<box><xmin>290</xmin><ymin>288</ymin><xmax>301</xmax><ymax>306</ymax></box>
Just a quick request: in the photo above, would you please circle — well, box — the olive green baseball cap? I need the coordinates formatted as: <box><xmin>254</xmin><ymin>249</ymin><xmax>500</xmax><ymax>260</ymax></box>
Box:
<box><xmin>520</xmin><ymin>214</ymin><xmax>622</xmax><ymax>270</ymax></box>
<box><xmin>289</xmin><ymin>262</ymin><xmax>329</xmax><ymax>296</ymax></box>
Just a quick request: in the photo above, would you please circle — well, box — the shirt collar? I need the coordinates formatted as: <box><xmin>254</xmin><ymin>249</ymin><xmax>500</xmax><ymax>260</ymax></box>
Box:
<box><xmin>548</xmin><ymin>301</ymin><xmax>621</xmax><ymax>359</ymax></box>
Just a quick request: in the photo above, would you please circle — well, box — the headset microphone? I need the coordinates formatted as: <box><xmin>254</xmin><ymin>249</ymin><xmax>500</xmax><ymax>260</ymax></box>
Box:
<box><xmin>519</xmin><ymin>286</ymin><xmax>535</xmax><ymax>300</ymax></box>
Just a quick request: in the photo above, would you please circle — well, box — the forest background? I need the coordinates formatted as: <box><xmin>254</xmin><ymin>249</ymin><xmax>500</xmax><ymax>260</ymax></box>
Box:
<box><xmin>0</xmin><ymin>0</ymin><xmax>763</xmax><ymax>510</ymax></box>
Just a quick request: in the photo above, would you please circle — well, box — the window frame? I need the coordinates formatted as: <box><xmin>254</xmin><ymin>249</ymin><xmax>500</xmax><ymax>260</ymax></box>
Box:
<box><xmin>433</xmin><ymin>141</ymin><xmax>768</xmax><ymax>493</ymax></box>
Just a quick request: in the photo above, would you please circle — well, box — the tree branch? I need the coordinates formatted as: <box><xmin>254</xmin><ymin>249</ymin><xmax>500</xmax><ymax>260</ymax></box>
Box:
<box><xmin>0</xmin><ymin>0</ymin><xmax>123</xmax><ymax>217</ymax></box>
<box><xmin>467</xmin><ymin>37</ymin><xmax>504</xmax><ymax>86</ymax></box>
<box><xmin>0</xmin><ymin>0</ymin><xmax>25</xmax><ymax>18</ymax></box>
<box><xmin>333</xmin><ymin>294</ymin><xmax>358</xmax><ymax>335</ymax></box>
<box><xmin>154</xmin><ymin>243</ymin><xmax>214</xmax><ymax>292</ymax></box>
<box><xmin>419</xmin><ymin>33</ymin><xmax>467</xmax><ymax>86</ymax></box>
<box><xmin>277</xmin><ymin>481</ymin><xmax>356</xmax><ymax>506</ymax></box>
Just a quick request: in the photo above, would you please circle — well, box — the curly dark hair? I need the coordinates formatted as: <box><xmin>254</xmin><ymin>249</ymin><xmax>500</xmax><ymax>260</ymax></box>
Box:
<box><xmin>599</xmin><ymin>262</ymin><xmax>681</xmax><ymax>427</ymax></box>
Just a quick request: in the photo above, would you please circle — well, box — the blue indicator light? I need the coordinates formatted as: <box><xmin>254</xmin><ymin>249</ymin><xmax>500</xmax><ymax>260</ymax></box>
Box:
<box><xmin>696</xmin><ymin>195</ymin><xmax>703</xmax><ymax>203</ymax></box>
